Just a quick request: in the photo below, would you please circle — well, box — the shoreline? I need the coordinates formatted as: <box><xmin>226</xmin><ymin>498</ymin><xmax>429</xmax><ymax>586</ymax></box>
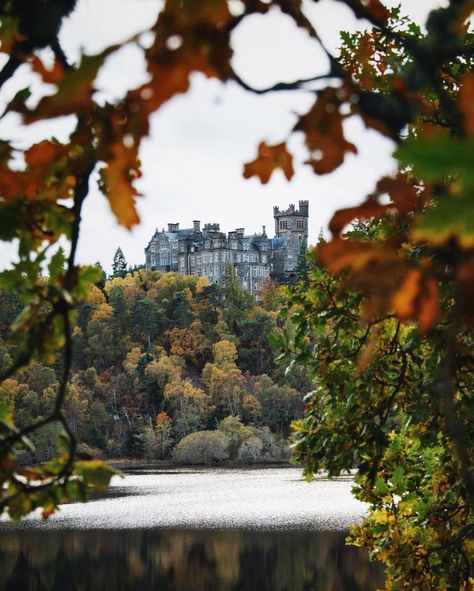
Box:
<box><xmin>105</xmin><ymin>458</ymin><xmax>294</xmax><ymax>470</ymax></box>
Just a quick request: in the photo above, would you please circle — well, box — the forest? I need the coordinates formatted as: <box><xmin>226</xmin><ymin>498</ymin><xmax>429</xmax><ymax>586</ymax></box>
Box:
<box><xmin>0</xmin><ymin>261</ymin><xmax>307</xmax><ymax>464</ymax></box>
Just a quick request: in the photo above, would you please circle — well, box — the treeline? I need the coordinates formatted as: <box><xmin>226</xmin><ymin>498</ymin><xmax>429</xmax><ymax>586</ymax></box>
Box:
<box><xmin>0</xmin><ymin>268</ymin><xmax>310</xmax><ymax>463</ymax></box>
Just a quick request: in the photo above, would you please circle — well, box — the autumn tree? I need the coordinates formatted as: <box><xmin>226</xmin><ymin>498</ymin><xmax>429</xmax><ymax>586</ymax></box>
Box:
<box><xmin>202</xmin><ymin>340</ymin><xmax>248</xmax><ymax>417</ymax></box>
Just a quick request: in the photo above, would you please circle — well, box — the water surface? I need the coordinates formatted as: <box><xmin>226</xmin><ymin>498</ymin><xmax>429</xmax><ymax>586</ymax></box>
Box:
<box><xmin>0</xmin><ymin>467</ymin><xmax>384</xmax><ymax>590</ymax></box>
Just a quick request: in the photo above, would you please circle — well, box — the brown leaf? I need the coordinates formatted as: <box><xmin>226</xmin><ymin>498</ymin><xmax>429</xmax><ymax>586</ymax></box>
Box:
<box><xmin>363</xmin><ymin>0</ymin><xmax>390</xmax><ymax>22</ymax></box>
<box><xmin>375</xmin><ymin>174</ymin><xmax>423</xmax><ymax>212</ymax></box>
<box><xmin>459</xmin><ymin>73</ymin><xmax>474</xmax><ymax>136</ymax></box>
<box><xmin>140</xmin><ymin>1</ymin><xmax>234</xmax><ymax>115</ymax></box>
<box><xmin>31</xmin><ymin>56</ymin><xmax>65</xmax><ymax>85</ymax></box>
<box><xmin>243</xmin><ymin>142</ymin><xmax>294</xmax><ymax>184</ymax></box>
<box><xmin>328</xmin><ymin>173</ymin><xmax>424</xmax><ymax>237</ymax></box>
<box><xmin>329</xmin><ymin>200</ymin><xmax>389</xmax><ymax>236</ymax></box>
<box><xmin>295</xmin><ymin>89</ymin><xmax>357</xmax><ymax>175</ymax></box>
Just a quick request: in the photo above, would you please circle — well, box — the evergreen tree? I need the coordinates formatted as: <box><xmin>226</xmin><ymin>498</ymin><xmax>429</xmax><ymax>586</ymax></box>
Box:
<box><xmin>295</xmin><ymin>239</ymin><xmax>309</xmax><ymax>286</ymax></box>
<box><xmin>223</xmin><ymin>264</ymin><xmax>254</xmax><ymax>334</ymax></box>
<box><xmin>112</xmin><ymin>247</ymin><xmax>127</xmax><ymax>279</ymax></box>
<box><xmin>93</xmin><ymin>261</ymin><xmax>107</xmax><ymax>289</ymax></box>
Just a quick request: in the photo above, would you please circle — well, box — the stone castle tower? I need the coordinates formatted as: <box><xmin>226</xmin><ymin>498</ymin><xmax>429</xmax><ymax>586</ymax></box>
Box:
<box><xmin>273</xmin><ymin>200</ymin><xmax>309</xmax><ymax>241</ymax></box>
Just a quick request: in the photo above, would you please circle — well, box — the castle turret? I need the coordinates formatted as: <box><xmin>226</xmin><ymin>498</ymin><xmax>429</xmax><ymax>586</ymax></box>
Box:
<box><xmin>273</xmin><ymin>200</ymin><xmax>309</xmax><ymax>240</ymax></box>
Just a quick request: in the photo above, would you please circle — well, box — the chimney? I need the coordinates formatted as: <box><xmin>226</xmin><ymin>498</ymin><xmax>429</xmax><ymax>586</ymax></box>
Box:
<box><xmin>193</xmin><ymin>220</ymin><xmax>201</xmax><ymax>233</ymax></box>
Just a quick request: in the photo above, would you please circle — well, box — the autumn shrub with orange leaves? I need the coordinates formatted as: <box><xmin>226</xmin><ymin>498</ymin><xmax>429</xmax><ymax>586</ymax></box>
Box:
<box><xmin>0</xmin><ymin>0</ymin><xmax>472</xmax><ymax>587</ymax></box>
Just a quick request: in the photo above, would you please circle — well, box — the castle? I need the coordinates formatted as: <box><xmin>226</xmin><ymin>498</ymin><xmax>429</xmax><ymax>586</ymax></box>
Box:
<box><xmin>144</xmin><ymin>201</ymin><xmax>309</xmax><ymax>295</ymax></box>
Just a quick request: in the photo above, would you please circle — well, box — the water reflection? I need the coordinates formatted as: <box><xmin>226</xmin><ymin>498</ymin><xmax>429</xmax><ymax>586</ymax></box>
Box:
<box><xmin>0</xmin><ymin>528</ymin><xmax>384</xmax><ymax>591</ymax></box>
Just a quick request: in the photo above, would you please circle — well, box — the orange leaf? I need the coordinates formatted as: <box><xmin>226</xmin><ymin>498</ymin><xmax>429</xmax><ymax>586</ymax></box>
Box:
<box><xmin>392</xmin><ymin>268</ymin><xmax>440</xmax><ymax>333</ymax></box>
<box><xmin>0</xmin><ymin>140</ymin><xmax>74</xmax><ymax>201</ymax></box>
<box><xmin>243</xmin><ymin>142</ymin><xmax>294</xmax><ymax>184</ymax></box>
<box><xmin>100</xmin><ymin>142</ymin><xmax>141</xmax><ymax>230</ymax></box>
<box><xmin>318</xmin><ymin>238</ymin><xmax>409</xmax><ymax>320</ymax></box>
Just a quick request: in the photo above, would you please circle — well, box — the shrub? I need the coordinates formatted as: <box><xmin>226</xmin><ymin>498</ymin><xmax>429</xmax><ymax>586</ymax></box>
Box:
<box><xmin>217</xmin><ymin>415</ymin><xmax>253</xmax><ymax>458</ymax></box>
<box><xmin>255</xmin><ymin>427</ymin><xmax>290</xmax><ymax>461</ymax></box>
<box><xmin>237</xmin><ymin>436</ymin><xmax>264</xmax><ymax>461</ymax></box>
<box><xmin>173</xmin><ymin>430</ymin><xmax>229</xmax><ymax>464</ymax></box>
<box><xmin>142</xmin><ymin>426</ymin><xmax>160</xmax><ymax>460</ymax></box>
<box><xmin>76</xmin><ymin>442</ymin><xmax>104</xmax><ymax>460</ymax></box>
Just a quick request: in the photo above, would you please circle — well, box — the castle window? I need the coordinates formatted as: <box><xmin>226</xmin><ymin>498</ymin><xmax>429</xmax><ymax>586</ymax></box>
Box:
<box><xmin>297</xmin><ymin>220</ymin><xmax>304</xmax><ymax>230</ymax></box>
<box><xmin>280</xmin><ymin>220</ymin><xmax>288</xmax><ymax>230</ymax></box>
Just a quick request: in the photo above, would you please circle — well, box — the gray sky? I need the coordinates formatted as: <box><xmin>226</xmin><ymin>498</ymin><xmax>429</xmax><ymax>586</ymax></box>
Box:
<box><xmin>0</xmin><ymin>0</ymin><xmax>444</xmax><ymax>271</ymax></box>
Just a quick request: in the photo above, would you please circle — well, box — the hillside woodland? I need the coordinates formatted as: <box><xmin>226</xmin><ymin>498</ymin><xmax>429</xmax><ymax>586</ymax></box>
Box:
<box><xmin>0</xmin><ymin>268</ymin><xmax>307</xmax><ymax>464</ymax></box>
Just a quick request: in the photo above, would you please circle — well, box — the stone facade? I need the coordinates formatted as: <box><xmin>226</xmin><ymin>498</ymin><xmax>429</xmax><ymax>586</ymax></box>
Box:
<box><xmin>145</xmin><ymin>201</ymin><xmax>309</xmax><ymax>295</ymax></box>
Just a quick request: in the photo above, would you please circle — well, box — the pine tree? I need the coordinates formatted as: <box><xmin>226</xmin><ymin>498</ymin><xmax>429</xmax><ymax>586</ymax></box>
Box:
<box><xmin>112</xmin><ymin>247</ymin><xmax>127</xmax><ymax>278</ymax></box>
<box><xmin>295</xmin><ymin>239</ymin><xmax>309</xmax><ymax>286</ymax></box>
<box><xmin>93</xmin><ymin>261</ymin><xmax>107</xmax><ymax>289</ymax></box>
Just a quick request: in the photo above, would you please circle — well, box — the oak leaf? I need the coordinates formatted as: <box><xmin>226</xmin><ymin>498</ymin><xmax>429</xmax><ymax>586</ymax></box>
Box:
<box><xmin>295</xmin><ymin>89</ymin><xmax>357</xmax><ymax>175</ymax></box>
<box><xmin>243</xmin><ymin>142</ymin><xmax>294</xmax><ymax>184</ymax></box>
<box><xmin>99</xmin><ymin>141</ymin><xmax>141</xmax><ymax>230</ymax></box>
<box><xmin>0</xmin><ymin>140</ymin><xmax>74</xmax><ymax>202</ymax></box>
<box><xmin>11</xmin><ymin>50</ymin><xmax>116</xmax><ymax>123</ymax></box>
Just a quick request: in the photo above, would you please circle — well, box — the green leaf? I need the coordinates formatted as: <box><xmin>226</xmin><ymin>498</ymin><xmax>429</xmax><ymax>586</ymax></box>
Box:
<box><xmin>75</xmin><ymin>460</ymin><xmax>120</xmax><ymax>490</ymax></box>
<box><xmin>56</xmin><ymin>430</ymin><xmax>72</xmax><ymax>455</ymax></box>
<box><xmin>374</xmin><ymin>476</ymin><xmax>389</xmax><ymax>496</ymax></box>
<box><xmin>390</xmin><ymin>465</ymin><xmax>405</xmax><ymax>488</ymax></box>
<box><xmin>48</xmin><ymin>248</ymin><xmax>66</xmax><ymax>282</ymax></box>
<box><xmin>396</xmin><ymin>136</ymin><xmax>474</xmax><ymax>189</ymax></box>
<box><xmin>412</xmin><ymin>195</ymin><xmax>474</xmax><ymax>248</ymax></box>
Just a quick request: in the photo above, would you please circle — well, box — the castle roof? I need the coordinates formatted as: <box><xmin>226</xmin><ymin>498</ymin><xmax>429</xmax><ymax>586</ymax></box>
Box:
<box><xmin>270</xmin><ymin>236</ymin><xmax>288</xmax><ymax>249</ymax></box>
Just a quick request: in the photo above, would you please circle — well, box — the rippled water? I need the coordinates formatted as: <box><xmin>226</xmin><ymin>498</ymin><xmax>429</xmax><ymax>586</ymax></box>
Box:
<box><xmin>0</xmin><ymin>467</ymin><xmax>385</xmax><ymax>590</ymax></box>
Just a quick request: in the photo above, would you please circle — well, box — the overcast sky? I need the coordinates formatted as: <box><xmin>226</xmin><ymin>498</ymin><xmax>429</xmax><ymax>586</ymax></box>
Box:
<box><xmin>0</xmin><ymin>0</ymin><xmax>444</xmax><ymax>271</ymax></box>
